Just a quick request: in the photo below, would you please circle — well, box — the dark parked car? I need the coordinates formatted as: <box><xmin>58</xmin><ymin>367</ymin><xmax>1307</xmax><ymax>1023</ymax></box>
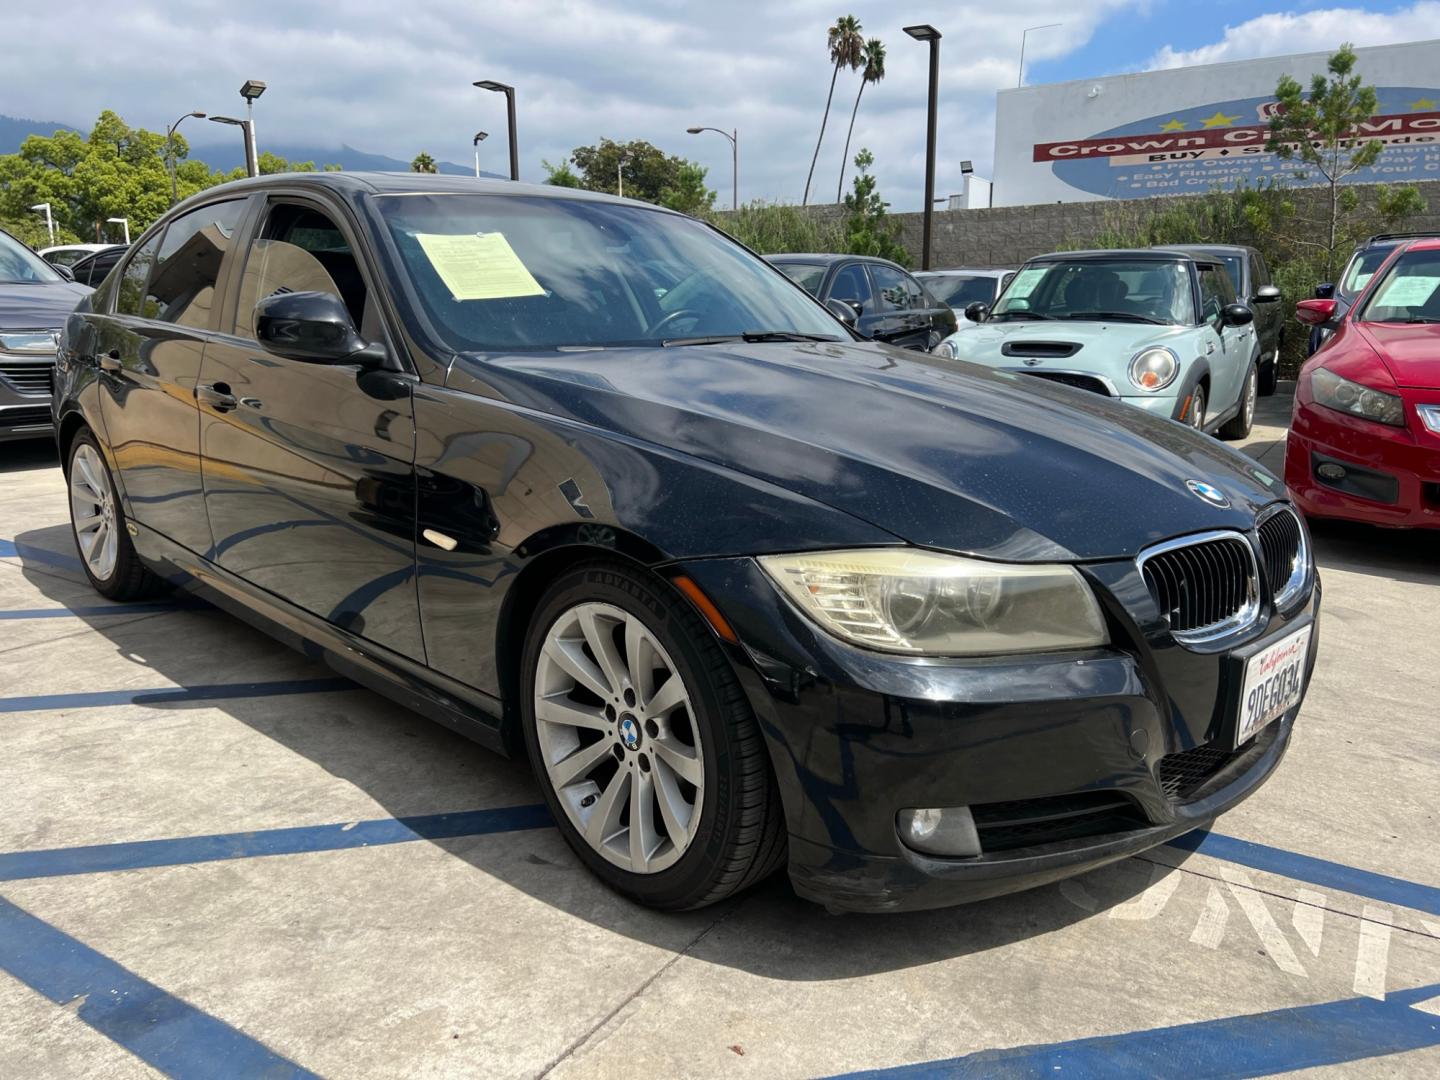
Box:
<box><xmin>1307</xmin><ymin>232</ymin><xmax>1440</xmax><ymax>356</ymax></box>
<box><xmin>1</xmin><ymin>228</ymin><xmax>92</xmax><ymax>442</ymax></box>
<box><xmin>916</xmin><ymin>267</ymin><xmax>1015</xmax><ymax>325</ymax></box>
<box><xmin>57</xmin><ymin>173</ymin><xmax>1318</xmax><ymax>913</ymax></box>
<box><xmin>67</xmin><ymin>244</ymin><xmax>129</xmax><ymax>287</ymax></box>
<box><xmin>767</xmin><ymin>253</ymin><xmax>957</xmax><ymax>350</ymax></box>
<box><xmin>1163</xmin><ymin>244</ymin><xmax>1283</xmax><ymax>395</ymax></box>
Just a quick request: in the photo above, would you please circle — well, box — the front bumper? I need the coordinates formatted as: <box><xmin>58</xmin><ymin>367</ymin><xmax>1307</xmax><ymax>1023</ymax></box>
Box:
<box><xmin>0</xmin><ymin>349</ymin><xmax>57</xmax><ymax>442</ymax></box>
<box><xmin>681</xmin><ymin>551</ymin><xmax>1320</xmax><ymax>913</ymax></box>
<box><xmin>1285</xmin><ymin>393</ymin><xmax>1440</xmax><ymax>529</ymax></box>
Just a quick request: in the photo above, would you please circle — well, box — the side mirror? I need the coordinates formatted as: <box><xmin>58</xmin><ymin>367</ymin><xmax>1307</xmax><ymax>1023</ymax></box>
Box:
<box><xmin>964</xmin><ymin>301</ymin><xmax>989</xmax><ymax>323</ymax></box>
<box><xmin>1295</xmin><ymin>298</ymin><xmax>1338</xmax><ymax>327</ymax></box>
<box><xmin>826</xmin><ymin>298</ymin><xmax>861</xmax><ymax>326</ymax></box>
<box><xmin>54</xmin><ymin>263</ymin><xmax>76</xmax><ymax>282</ymax></box>
<box><xmin>1221</xmin><ymin>303</ymin><xmax>1254</xmax><ymax>327</ymax></box>
<box><xmin>1252</xmin><ymin>284</ymin><xmax>1281</xmax><ymax>303</ymax></box>
<box><xmin>1314</xmin><ymin>282</ymin><xmax>1336</xmax><ymax>300</ymax></box>
<box><xmin>255</xmin><ymin>290</ymin><xmax>381</xmax><ymax>365</ymax></box>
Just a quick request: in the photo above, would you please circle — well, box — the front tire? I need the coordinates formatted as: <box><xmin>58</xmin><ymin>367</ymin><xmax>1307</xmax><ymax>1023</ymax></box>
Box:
<box><xmin>520</xmin><ymin>560</ymin><xmax>786</xmax><ymax>910</ymax></box>
<box><xmin>1258</xmin><ymin>347</ymin><xmax>1279</xmax><ymax>396</ymax></box>
<box><xmin>67</xmin><ymin>430</ymin><xmax>163</xmax><ymax>600</ymax></box>
<box><xmin>1220</xmin><ymin>362</ymin><xmax>1257</xmax><ymax>440</ymax></box>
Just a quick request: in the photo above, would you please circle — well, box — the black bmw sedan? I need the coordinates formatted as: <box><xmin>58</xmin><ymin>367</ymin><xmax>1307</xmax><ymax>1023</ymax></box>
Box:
<box><xmin>55</xmin><ymin>173</ymin><xmax>1319</xmax><ymax>913</ymax></box>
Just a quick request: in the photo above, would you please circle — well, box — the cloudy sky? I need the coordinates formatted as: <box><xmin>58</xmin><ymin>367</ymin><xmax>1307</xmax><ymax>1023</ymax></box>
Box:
<box><xmin>6</xmin><ymin>0</ymin><xmax>1436</xmax><ymax>210</ymax></box>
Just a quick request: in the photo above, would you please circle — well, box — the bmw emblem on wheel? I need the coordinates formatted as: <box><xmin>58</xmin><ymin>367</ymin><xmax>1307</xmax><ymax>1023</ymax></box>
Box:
<box><xmin>620</xmin><ymin>717</ymin><xmax>641</xmax><ymax>751</ymax></box>
<box><xmin>1186</xmin><ymin>479</ymin><xmax>1230</xmax><ymax>508</ymax></box>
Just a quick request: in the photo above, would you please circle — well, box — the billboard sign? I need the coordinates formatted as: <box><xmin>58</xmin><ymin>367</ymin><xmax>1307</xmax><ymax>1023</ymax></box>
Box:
<box><xmin>992</xmin><ymin>40</ymin><xmax>1440</xmax><ymax>206</ymax></box>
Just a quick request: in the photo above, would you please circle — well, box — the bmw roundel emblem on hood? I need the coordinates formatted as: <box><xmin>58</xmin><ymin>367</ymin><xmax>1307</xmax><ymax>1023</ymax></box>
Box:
<box><xmin>1186</xmin><ymin>480</ymin><xmax>1230</xmax><ymax>508</ymax></box>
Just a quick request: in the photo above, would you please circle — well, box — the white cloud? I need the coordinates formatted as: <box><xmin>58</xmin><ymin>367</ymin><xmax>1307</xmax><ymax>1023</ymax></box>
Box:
<box><xmin>1147</xmin><ymin>2</ymin><xmax>1440</xmax><ymax>70</ymax></box>
<box><xmin>4</xmin><ymin>0</ymin><xmax>1136</xmax><ymax>211</ymax></box>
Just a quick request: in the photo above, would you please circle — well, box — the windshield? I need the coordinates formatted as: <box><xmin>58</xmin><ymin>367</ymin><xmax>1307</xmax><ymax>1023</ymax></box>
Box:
<box><xmin>376</xmin><ymin>195</ymin><xmax>844</xmax><ymax>351</ymax></box>
<box><xmin>1358</xmin><ymin>248</ymin><xmax>1440</xmax><ymax>323</ymax></box>
<box><xmin>773</xmin><ymin>262</ymin><xmax>827</xmax><ymax>295</ymax></box>
<box><xmin>1340</xmin><ymin>246</ymin><xmax>1395</xmax><ymax>298</ymax></box>
<box><xmin>921</xmin><ymin>274</ymin><xmax>999</xmax><ymax>308</ymax></box>
<box><xmin>990</xmin><ymin>259</ymin><xmax>1193</xmax><ymax>324</ymax></box>
<box><xmin>0</xmin><ymin>231</ymin><xmax>64</xmax><ymax>285</ymax></box>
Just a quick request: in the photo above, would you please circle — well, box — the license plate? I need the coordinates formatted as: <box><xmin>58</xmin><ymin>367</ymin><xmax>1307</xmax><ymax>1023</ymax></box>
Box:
<box><xmin>1236</xmin><ymin>625</ymin><xmax>1312</xmax><ymax>747</ymax></box>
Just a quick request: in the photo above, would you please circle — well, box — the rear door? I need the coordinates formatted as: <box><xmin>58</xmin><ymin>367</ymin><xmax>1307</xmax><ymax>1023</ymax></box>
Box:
<box><xmin>1251</xmin><ymin>252</ymin><xmax>1282</xmax><ymax>355</ymax></box>
<box><xmin>867</xmin><ymin>262</ymin><xmax>929</xmax><ymax>349</ymax></box>
<box><xmin>197</xmin><ymin>193</ymin><xmax>423</xmax><ymax>660</ymax></box>
<box><xmin>95</xmin><ymin>197</ymin><xmax>250</xmax><ymax>555</ymax></box>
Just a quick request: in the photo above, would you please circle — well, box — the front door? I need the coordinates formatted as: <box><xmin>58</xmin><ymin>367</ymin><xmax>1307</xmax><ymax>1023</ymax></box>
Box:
<box><xmin>94</xmin><ymin>197</ymin><xmax>249</xmax><ymax>555</ymax></box>
<box><xmin>1197</xmin><ymin>262</ymin><xmax>1250</xmax><ymax>415</ymax></box>
<box><xmin>197</xmin><ymin>196</ymin><xmax>423</xmax><ymax>660</ymax></box>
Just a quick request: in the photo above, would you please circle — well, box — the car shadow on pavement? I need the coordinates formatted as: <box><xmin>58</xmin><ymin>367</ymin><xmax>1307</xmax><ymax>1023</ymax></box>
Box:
<box><xmin>10</xmin><ymin>519</ymin><xmax>1183</xmax><ymax>979</ymax></box>
<box><xmin>0</xmin><ymin>437</ymin><xmax>59</xmax><ymax>474</ymax></box>
<box><xmin>1309</xmin><ymin>520</ymin><xmax>1440</xmax><ymax>586</ymax></box>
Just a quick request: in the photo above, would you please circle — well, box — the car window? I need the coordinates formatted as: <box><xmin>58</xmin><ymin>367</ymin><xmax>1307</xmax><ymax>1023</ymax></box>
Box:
<box><xmin>774</xmin><ymin>262</ymin><xmax>826</xmax><ymax>296</ymax></box>
<box><xmin>1197</xmin><ymin>264</ymin><xmax>1233</xmax><ymax>326</ymax></box>
<box><xmin>0</xmin><ymin>230</ymin><xmax>65</xmax><ymax>285</ymax></box>
<box><xmin>146</xmin><ymin>200</ymin><xmax>246</xmax><ymax>329</ymax></box>
<box><xmin>1252</xmin><ymin>253</ymin><xmax>1271</xmax><ymax>288</ymax></box>
<box><xmin>77</xmin><ymin>249</ymin><xmax>125</xmax><ymax>287</ymax></box>
<box><xmin>1218</xmin><ymin>254</ymin><xmax>1244</xmax><ymax>297</ymax></box>
<box><xmin>829</xmin><ymin>263</ymin><xmax>873</xmax><ymax>309</ymax></box>
<box><xmin>376</xmin><ymin>194</ymin><xmax>844</xmax><ymax>351</ymax></box>
<box><xmin>235</xmin><ymin>202</ymin><xmax>368</xmax><ymax>339</ymax></box>
<box><xmin>870</xmin><ymin>264</ymin><xmax>915</xmax><ymax>311</ymax></box>
<box><xmin>925</xmin><ymin>274</ymin><xmax>1000</xmax><ymax>308</ymax></box>
<box><xmin>45</xmin><ymin>248</ymin><xmax>89</xmax><ymax>268</ymax></box>
<box><xmin>992</xmin><ymin>260</ymin><xmax>1192</xmax><ymax>324</ymax></box>
<box><xmin>1357</xmin><ymin>248</ymin><xmax>1440</xmax><ymax>322</ymax></box>
<box><xmin>1340</xmin><ymin>246</ymin><xmax>1394</xmax><ymax>297</ymax></box>
<box><xmin>115</xmin><ymin>234</ymin><xmax>162</xmax><ymax>318</ymax></box>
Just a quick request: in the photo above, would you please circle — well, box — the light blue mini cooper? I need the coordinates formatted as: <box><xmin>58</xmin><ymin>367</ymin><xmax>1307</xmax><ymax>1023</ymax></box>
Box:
<box><xmin>933</xmin><ymin>249</ymin><xmax>1261</xmax><ymax>440</ymax></box>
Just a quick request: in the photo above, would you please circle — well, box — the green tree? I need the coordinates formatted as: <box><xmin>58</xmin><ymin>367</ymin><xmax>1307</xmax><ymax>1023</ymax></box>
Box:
<box><xmin>841</xmin><ymin>148</ymin><xmax>907</xmax><ymax>263</ymax></box>
<box><xmin>803</xmin><ymin>14</ymin><xmax>864</xmax><ymax>206</ymax></box>
<box><xmin>568</xmin><ymin>138</ymin><xmax>697</xmax><ymax>203</ymax></box>
<box><xmin>542</xmin><ymin>158</ymin><xmax>583</xmax><ymax>187</ymax></box>
<box><xmin>1266</xmin><ymin>43</ymin><xmax>1387</xmax><ymax>278</ymax></box>
<box><xmin>836</xmin><ymin>37</ymin><xmax>885</xmax><ymax>203</ymax></box>
<box><xmin>659</xmin><ymin>160</ymin><xmax>716</xmax><ymax>215</ymax></box>
<box><xmin>410</xmin><ymin>151</ymin><xmax>437</xmax><ymax>174</ymax></box>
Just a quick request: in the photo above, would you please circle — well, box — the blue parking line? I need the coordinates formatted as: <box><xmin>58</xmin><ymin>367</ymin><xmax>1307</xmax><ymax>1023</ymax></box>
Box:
<box><xmin>1166</xmin><ymin>830</ymin><xmax>1440</xmax><ymax>918</ymax></box>
<box><xmin>0</xmin><ymin>895</ymin><xmax>319</xmax><ymax>1079</ymax></box>
<box><xmin>0</xmin><ymin>538</ymin><xmax>83</xmax><ymax>573</ymax></box>
<box><xmin>0</xmin><ymin>677</ymin><xmax>356</xmax><ymax>714</ymax></box>
<box><xmin>0</xmin><ymin>601</ymin><xmax>190</xmax><ymax>620</ymax></box>
<box><xmin>829</xmin><ymin>982</ymin><xmax>1440</xmax><ymax>1079</ymax></box>
<box><xmin>0</xmin><ymin>805</ymin><xmax>554</xmax><ymax>881</ymax></box>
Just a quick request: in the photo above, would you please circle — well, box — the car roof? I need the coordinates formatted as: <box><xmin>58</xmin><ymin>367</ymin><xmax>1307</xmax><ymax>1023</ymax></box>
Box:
<box><xmin>766</xmin><ymin>253</ymin><xmax>901</xmax><ymax>266</ymax></box>
<box><xmin>917</xmin><ymin>267</ymin><xmax>1014</xmax><ymax>275</ymax></box>
<box><xmin>1400</xmin><ymin>237</ymin><xmax>1440</xmax><ymax>252</ymax></box>
<box><xmin>1027</xmin><ymin>248</ymin><xmax>1215</xmax><ymax>267</ymax></box>
<box><xmin>1161</xmin><ymin>243</ymin><xmax>1255</xmax><ymax>257</ymax></box>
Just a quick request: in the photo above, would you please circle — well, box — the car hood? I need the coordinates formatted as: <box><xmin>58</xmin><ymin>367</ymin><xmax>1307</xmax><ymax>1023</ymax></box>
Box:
<box><xmin>456</xmin><ymin>341</ymin><xmax>1285</xmax><ymax>562</ymax></box>
<box><xmin>1357</xmin><ymin>322</ymin><xmax>1440</xmax><ymax>389</ymax></box>
<box><xmin>0</xmin><ymin>281</ymin><xmax>92</xmax><ymax>329</ymax></box>
<box><xmin>947</xmin><ymin>320</ymin><xmax>1194</xmax><ymax>367</ymax></box>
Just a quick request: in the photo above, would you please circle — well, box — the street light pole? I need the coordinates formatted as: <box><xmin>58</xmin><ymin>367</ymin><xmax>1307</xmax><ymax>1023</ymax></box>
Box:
<box><xmin>209</xmin><ymin>117</ymin><xmax>256</xmax><ymax>177</ymax></box>
<box><xmin>617</xmin><ymin>155</ymin><xmax>631</xmax><ymax>198</ymax></box>
<box><xmin>904</xmin><ymin>24</ymin><xmax>942</xmax><ymax>271</ymax></box>
<box><xmin>240</xmin><ymin>80</ymin><xmax>266</xmax><ymax>173</ymax></box>
<box><xmin>1018</xmin><ymin>24</ymin><xmax>1061</xmax><ymax>88</ymax></box>
<box><xmin>474</xmin><ymin>80</ymin><xmax>519</xmax><ymax>180</ymax></box>
<box><xmin>29</xmin><ymin>203</ymin><xmax>55</xmax><ymax>246</ymax></box>
<box><xmin>473</xmin><ymin>131</ymin><xmax>489</xmax><ymax>178</ymax></box>
<box><xmin>166</xmin><ymin>110</ymin><xmax>206</xmax><ymax>205</ymax></box>
<box><xmin>106</xmin><ymin>218</ymin><xmax>131</xmax><ymax>244</ymax></box>
<box><xmin>686</xmin><ymin>126</ymin><xmax>738</xmax><ymax>210</ymax></box>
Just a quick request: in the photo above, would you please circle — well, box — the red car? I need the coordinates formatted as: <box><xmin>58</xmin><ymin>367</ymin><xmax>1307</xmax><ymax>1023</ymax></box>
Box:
<box><xmin>1289</xmin><ymin>238</ymin><xmax>1440</xmax><ymax>528</ymax></box>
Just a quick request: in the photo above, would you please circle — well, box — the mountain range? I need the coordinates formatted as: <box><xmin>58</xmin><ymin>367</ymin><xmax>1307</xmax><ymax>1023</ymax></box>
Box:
<box><xmin>0</xmin><ymin>115</ymin><xmax>501</xmax><ymax>178</ymax></box>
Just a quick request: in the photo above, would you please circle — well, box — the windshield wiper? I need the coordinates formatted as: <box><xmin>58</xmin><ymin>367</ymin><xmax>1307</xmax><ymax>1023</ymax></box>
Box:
<box><xmin>663</xmin><ymin>330</ymin><xmax>844</xmax><ymax>347</ymax></box>
<box><xmin>990</xmin><ymin>311</ymin><xmax>1055</xmax><ymax>321</ymax></box>
<box><xmin>1065</xmin><ymin>311</ymin><xmax>1166</xmax><ymax>324</ymax></box>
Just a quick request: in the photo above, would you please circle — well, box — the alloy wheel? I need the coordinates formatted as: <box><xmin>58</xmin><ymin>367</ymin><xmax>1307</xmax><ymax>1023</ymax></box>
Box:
<box><xmin>1187</xmin><ymin>386</ymin><xmax>1206</xmax><ymax>430</ymax></box>
<box><xmin>69</xmin><ymin>444</ymin><xmax>118</xmax><ymax>581</ymax></box>
<box><xmin>534</xmin><ymin>601</ymin><xmax>704</xmax><ymax>874</ymax></box>
<box><xmin>1243</xmin><ymin>366</ymin><xmax>1257</xmax><ymax>429</ymax></box>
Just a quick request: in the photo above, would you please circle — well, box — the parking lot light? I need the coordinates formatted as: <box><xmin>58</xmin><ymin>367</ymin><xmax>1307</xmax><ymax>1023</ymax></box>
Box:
<box><xmin>473</xmin><ymin>131</ymin><xmax>489</xmax><ymax>179</ymax></box>
<box><xmin>474</xmin><ymin>80</ymin><xmax>520</xmax><ymax>181</ymax></box>
<box><xmin>903</xmin><ymin>24</ymin><xmax>942</xmax><ymax>271</ymax></box>
<box><xmin>687</xmin><ymin>126</ymin><xmax>738</xmax><ymax>210</ymax></box>
<box><xmin>239</xmin><ymin>79</ymin><xmax>266</xmax><ymax>179</ymax></box>
<box><xmin>209</xmin><ymin>116</ymin><xmax>256</xmax><ymax>177</ymax></box>
<box><xmin>166</xmin><ymin>111</ymin><xmax>207</xmax><ymax>206</ymax></box>
<box><xmin>1018</xmin><ymin>24</ymin><xmax>1062</xmax><ymax>88</ymax></box>
<box><xmin>105</xmin><ymin>218</ymin><xmax>130</xmax><ymax>245</ymax></box>
<box><xmin>29</xmin><ymin>202</ymin><xmax>55</xmax><ymax>245</ymax></box>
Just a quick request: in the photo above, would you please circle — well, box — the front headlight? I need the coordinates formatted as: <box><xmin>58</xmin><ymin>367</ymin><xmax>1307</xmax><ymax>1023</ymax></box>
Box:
<box><xmin>932</xmin><ymin>338</ymin><xmax>959</xmax><ymax>359</ymax></box>
<box><xmin>1311</xmin><ymin>367</ymin><xmax>1404</xmax><ymax>427</ymax></box>
<box><xmin>759</xmin><ymin>548</ymin><xmax>1108</xmax><ymax>656</ymax></box>
<box><xmin>1128</xmin><ymin>347</ymin><xmax>1179</xmax><ymax>391</ymax></box>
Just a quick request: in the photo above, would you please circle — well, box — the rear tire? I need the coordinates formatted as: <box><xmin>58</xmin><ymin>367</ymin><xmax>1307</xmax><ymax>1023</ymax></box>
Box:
<box><xmin>520</xmin><ymin>560</ymin><xmax>786</xmax><ymax>910</ymax></box>
<box><xmin>67</xmin><ymin>429</ymin><xmax>164</xmax><ymax>601</ymax></box>
<box><xmin>1220</xmin><ymin>362</ymin><xmax>1258</xmax><ymax>440</ymax></box>
<box><xmin>1258</xmin><ymin>351</ymin><xmax>1279</xmax><ymax>397</ymax></box>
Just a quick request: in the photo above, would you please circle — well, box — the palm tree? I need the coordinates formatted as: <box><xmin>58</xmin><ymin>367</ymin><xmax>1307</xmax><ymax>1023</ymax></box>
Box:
<box><xmin>802</xmin><ymin>14</ymin><xmax>864</xmax><ymax>206</ymax></box>
<box><xmin>410</xmin><ymin>151</ymin><xmax>437</xmax><ymax>174</ymax></box>
<box><xmin>836</xmin><ymin>38</ymin><xmax>885</xmax><ymax>203</ymax></box>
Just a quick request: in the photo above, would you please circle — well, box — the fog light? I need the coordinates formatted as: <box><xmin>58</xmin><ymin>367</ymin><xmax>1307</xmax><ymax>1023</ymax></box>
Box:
<box><xmin>897</xmin><ymin>806</ymin><xmax>981</xmax><ymax>857</ymax></box>
<box><xmin>1316</xmin><ymin>461</ymin><xmax>1347</xmax><ymax>482</ymax></box>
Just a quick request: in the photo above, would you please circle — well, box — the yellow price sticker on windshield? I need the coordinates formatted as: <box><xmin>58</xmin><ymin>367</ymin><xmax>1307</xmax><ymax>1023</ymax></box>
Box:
<box><xmin>416</xmin><ymin>232</ymin><xmax>544</xmax><ymax>301</ymax></box>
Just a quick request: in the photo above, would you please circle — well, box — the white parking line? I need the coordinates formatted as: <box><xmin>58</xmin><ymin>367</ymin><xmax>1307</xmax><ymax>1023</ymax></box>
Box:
<box><xmin>1189</xmin><ymin>883</ymin><xmax>1229</xmax><ymax>949</ymax></box>
<box><xmin>1293</xmin><ymin>888</ymin><xmax>1327</xmax><ymax>957</ymax></box>
<box><xmin>1355</xmin><ymin>906</ymin><xmax>1394</xmax><ymax>1000</ymax></box>
<box><xmin>1222</xmin><ymin>866</ymin><xmax>1308</xmax><ymax>976</ymax></box>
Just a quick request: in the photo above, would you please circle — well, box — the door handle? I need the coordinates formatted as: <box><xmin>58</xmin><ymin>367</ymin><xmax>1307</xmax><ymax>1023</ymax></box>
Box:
<box><xmin>99</xmin><ymin>349</ymin><xmax>121</xmax><ymax>372</ymax></box>
<box><xmin>196</xmin><ymin>382</ymin><xmax>238</xmax><ymax>412</ymax></box>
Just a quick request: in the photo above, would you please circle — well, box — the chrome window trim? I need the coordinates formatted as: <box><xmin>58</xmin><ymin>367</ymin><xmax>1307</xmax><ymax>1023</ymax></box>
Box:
<box><xmin>1136</xmin><ymin>528</ymin><xmax>1261</xmax><ymax>647</ymax></box>
<box><xmin>1257</xmin><ymin>504</ymin><xmax>1311</xmax><ymax>612</ymax></box>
